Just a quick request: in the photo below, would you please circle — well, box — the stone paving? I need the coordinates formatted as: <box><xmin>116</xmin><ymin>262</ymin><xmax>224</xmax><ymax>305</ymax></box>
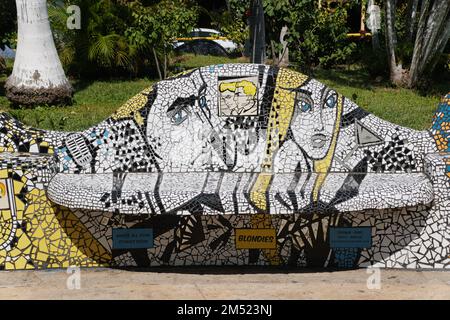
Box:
<box><xmin>0</xmin><ymin>268</ymin><xmax>448</xmax><ymax>299</ymax></box>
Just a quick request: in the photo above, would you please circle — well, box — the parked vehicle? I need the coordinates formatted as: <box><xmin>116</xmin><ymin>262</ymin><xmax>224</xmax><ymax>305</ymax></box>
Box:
<box><xmin>0</xmin><ymin>45</ymin><xmax>16</xmax><ymax>60</ymax></box>
<box><xmin>175</xmin><ymin>39</ymin><xmax>229</xmax><ymax>57</ymax></box>
<box><xmin>174</xmin><ymin>28</ymin><xmax>238</xmax><ymax>54</ymax></box>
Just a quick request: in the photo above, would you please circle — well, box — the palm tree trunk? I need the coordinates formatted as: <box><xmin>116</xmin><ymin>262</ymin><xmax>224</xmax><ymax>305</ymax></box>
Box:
<box><xmin>408</xmin><ymin>0</ymin><xmax>450</xmax><ymax>87</ymax></box>
<box><xmin>385</xmin><ymin>0</ymin><xmax>397</xmax><ymax>77</ymax></box>
<box><xmin>385</xmin><ymin>0</ymin><xmax>407</xmax><ymax>86</ymax></box>
<box><xmin>5</xmin><ymin>0</ymin><xmax>73</xmax><ymax>106</ymax></box>
<box><xmin>406</xmin><ymin>0</ymin><xmax>420</xmax><ymax>41</ymax></box>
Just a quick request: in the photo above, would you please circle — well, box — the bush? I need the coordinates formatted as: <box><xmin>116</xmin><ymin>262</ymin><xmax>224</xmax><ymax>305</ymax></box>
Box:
<box><xmin>48</xmin><ymin>0</ymin><xmax>198</xmax><ymax>80</ymax></box>
<box><xmin>263</xmin><ymin>0</ymin><xmax>357</xmax><ymax>71</ymax></box>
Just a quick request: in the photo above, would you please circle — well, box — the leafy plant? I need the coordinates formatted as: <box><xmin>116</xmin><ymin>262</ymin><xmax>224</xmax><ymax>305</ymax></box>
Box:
<box><xmin>49</xmin><ymin>0</ymin><xmax>198</xmax><ymax>79</ymax></box>
<box><xmin>210</xmin><ymin>0</ymin><xmax>360</xmax><ymax>69</ymax></box>
<box><xmin>125</xmin><ymin>0</ymin><xmax>198</xmax><ymax>79</ymax></box>
<box><xmin>201</xmin><ymin>6</ymin><xmax>249</xmax><ymax>56</ymax></box>
<box><xmin>264</xmin><ymin>0</ymin><xmax>357</xmax><ymax>70</ymax></box>
<box><xmin>49</xmin><ymin>0</ymin><xmax>137</xmax><ymax>77</ymax></box>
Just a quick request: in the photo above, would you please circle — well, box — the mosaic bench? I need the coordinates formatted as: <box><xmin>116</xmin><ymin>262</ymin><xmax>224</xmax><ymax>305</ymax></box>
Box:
<box><xmin>47</xmin><ymin>172</ymin><xmax>433</xmax><ymax>215</ymax></box>
<box><xmin>0</xmin><ymin>64</ymin><xmax>448</xmax><ymax>270</ymax></box>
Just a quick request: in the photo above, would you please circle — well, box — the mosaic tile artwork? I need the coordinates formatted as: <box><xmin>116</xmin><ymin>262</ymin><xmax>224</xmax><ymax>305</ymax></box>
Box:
<box><xmin>0</xmin><ymin>64</ymin><xmax>448</xmax><ymax>270</ymax></box>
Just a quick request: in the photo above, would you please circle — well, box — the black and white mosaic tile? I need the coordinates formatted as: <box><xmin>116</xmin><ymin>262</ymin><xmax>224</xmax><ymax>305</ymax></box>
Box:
<box><xmin>0</xmin><ymin>64</ymin><xmax>448</xmax><ymax>269</ymax></box>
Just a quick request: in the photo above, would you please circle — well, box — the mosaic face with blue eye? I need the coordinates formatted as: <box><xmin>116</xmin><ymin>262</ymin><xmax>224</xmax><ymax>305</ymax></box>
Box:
<box><xmin>145</xmin><ymin>70</ymin><xmax>229</xmax><ymax>172</ymax></box>
<box><xmin>170</xmin><ymin>107</ymin><xmax>189</xmax><ymax>125</ymax></box>
<box><xmin>291</xmin><ymin>79</ymin><xmax>339</xmax><ymax>160</ymax></box>
<box><xmin>199</xmin><ymin>96</ymin><xmax>207</xmax><ymax>109</ymax></box>
<box><xmin>325</xmin><ymin>91</ymin><xmax>337</xmax><ymax>109</ymax></box>
<box><xmin>300</xmin><ymin>101</ymin><xmax>312</xmax><ymax>112</ymax></box>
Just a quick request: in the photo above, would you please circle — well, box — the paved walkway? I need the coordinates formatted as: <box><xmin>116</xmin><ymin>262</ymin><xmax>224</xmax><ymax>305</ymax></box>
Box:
<box><xmin>0</xmin><ymin>267</ymin><xmax>448</xmax><ymax>299</ymax></box>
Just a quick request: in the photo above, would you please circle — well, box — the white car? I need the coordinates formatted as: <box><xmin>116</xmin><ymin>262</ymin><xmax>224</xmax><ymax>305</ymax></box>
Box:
<box><xmin>0</xmin><ymin>45</ymin><xmax>16</xmax><ymax>60</ymax></box>
<box><xmin>174</xmin><ymin>28</ymin><xmax>238</xmax><ymax>53</ymax></box>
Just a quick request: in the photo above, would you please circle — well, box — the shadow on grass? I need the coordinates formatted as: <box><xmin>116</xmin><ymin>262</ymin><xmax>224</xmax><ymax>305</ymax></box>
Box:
<box><xmin>312</xmin><ymin>66</ymin><xmax>377</xmax><ymax>90</ymax></box>
<box><xmin>416</xmin><ymin>81</ymin><xmax>450</xmax><ymax>98</ymax></box>
<box><xmin>70</xmin><ymin>78</ymin><xmax>95</xmax><ymax>106</ymax></box>
<box><xmin>72</xmin><ymin>78</ymin><xmax>95</xmax><ymax>93</ymax></box>
<box><xmin>0</xmin><ymin>78</ymin><xmax>12</xmax><ymax>111</ymax></box>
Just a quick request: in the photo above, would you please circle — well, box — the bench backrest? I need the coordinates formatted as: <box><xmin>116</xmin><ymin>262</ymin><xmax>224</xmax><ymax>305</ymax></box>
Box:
<box><xmin>0</xmin><ymin>64</ymin><xmax>445</xmax><ymax>176</ymax></box>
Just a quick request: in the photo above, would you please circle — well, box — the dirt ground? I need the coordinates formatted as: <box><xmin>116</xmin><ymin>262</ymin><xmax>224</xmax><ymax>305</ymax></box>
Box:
<box><xmin>0</xmin><ymin>267</ymin><xmax>448</xmax><ymax>300</ymax></box>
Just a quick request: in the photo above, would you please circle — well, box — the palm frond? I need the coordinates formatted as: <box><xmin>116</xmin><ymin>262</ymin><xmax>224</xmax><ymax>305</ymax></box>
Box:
<box><xmin>88</xmin><ymin>33</ymin><xmax>134</xmax><ymax>70</ymax></box>
<box><xmin>88</xmin><ymin>33</ymin><xmax>117</xmax><ymax>66</ymax></box>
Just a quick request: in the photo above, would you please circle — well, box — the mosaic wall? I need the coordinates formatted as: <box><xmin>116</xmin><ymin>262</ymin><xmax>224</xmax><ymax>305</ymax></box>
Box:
<box><xmin>0</xmin><ymin>64</ymin><xmax>448</xmax><ymax>270</ymax></box>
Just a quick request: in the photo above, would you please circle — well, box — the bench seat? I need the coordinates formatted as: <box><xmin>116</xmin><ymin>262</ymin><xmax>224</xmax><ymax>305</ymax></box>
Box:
<box><xmin>47</xmin><ymin>172</ymin><xmax>434</xmax><ymax>215</ymax></box>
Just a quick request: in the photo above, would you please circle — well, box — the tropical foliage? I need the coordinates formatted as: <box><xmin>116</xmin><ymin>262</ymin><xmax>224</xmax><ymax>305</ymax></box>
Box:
<box><xmin>228</xmin><ymin>0</ymin><xmax>358</xmax><ymax>71</ymax></box>
<box><xmin>201</xmin><ymin>5</ymin><xmax>249</xmax><ymax>56</ymax></box>
<box><xmin>3</xmin><ymin>0</ymin><xmax>448</xmax><ymax>87</ymax></box>
<box><xmin>49</xmin><ymin>0</ymin><xmax>198</xmax><ymax>78</ymax></box>
<box><xmin>49</xmin><ymin>0</ymin><xmax>136</xmax><ymax>77</ymax></box>
<box><xmin>125</xmin><ymin>0</ymin><xmax>198</xmax><ymax>79</ymax></box>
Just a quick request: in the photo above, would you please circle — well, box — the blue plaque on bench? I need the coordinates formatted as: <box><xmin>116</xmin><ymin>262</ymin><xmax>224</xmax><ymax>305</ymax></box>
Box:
<box><xmin>112</xmin><ymin>228</ymin><xmax>154</xmax><ymax>249</ymax></box>
<box><xmin>329</xmin><ymin>227</ymin><xmax>372</xmax><ymax>248</ymax></box>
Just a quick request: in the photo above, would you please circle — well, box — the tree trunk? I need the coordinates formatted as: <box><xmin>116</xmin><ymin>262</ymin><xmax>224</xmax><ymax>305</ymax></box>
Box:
<box><xmin>408</xmin><ymin>0</ymin><xmax>450</xmax><ymax>87</ymax></box>
<box><xmin>367</xmin><ymin>0</ymin><xmax>381</xmax><ymax>50</ymax></box>
<box><xmin>428</xmin><ymin>15</ymin><xmax>450</xmax><ymax>74</ymax></box>
<box><xmin>406</xmin><ymin>0</ymin><xmax>419</xmax><ymax>41</ymax></box>
<box><xmin>385</xmin><ymin>0</ymin><xmax>398</xmax><ymax>82</ymax></box>
<box><xmin>250</xmin><ymin>0</ymin><xmax>266</xmax><ymax>64</ymax></box>
<box><xmin>371</xmin><ymin>28</ymin><xmax>380</xmax><ymax>50</ymax></box>
<box><xmin>385</xmin><ymin>0</ymin><xmax>408</xmax><ymax>86</ymax></box>
<box><xmin>152</xmin><ymin>47</ymin><xmax>162</xmax><ymax>81</ymax></box>
<box><xmin>0</xmin><ymin>57</ymin><xmax>5</xmax><ymax>74</ymax></box>
<box><xmin>163</xmin><ymin>46</ymin><xmax>167</xmax><ymax>80</ymax></box>
<box><xmin>278</xmin><ymin>26</ymin><xmax>289</xmax><ymax>67</ymax></box>
<box><xmin>5</xmin><ymin>0</ymin><xmax>73</xmax><ymax>106</ymax></box>
<box><xmin>270</xmin><ymin>40</ymin><xmax>279</xmax><ymax>65</ymax></box>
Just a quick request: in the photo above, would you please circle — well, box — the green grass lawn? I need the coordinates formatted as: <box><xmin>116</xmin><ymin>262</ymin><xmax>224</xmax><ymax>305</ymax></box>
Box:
<box><xmin>314</xmin><ymin>66</ymin><xmax>447</xmax><ymax>130</ymax></box>
<box><xmin>0</xmin><ymin>55</ymin><xmax>447</xmax><ymax>132</ymax></box>
<box><xmin>0</xmin><ymin>77</ymin><xmax>154</xmax><ymax>132</ymax></box>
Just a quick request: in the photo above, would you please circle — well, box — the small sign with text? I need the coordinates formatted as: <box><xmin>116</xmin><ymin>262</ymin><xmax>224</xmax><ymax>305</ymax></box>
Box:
<box><xmin>112</xmin><ymin>228</ymin><xmax>154</xmax><ymax>249</ymax></box>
